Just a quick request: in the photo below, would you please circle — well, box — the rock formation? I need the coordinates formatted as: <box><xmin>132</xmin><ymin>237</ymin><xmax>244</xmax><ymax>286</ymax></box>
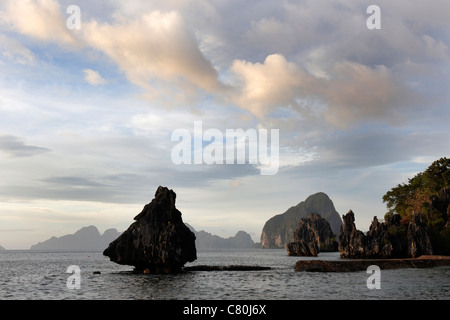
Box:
<box><xmin>261</xmin><ymin>192</ymin><xmax>343</xmax><ymax>248</ymax></box>
<box><xmin>103</xmin><ymin>186</ymin><xmax>197</xmax><ymax>273</ymax></box>
<box><xmin>338</xmin><ymin>210</ymin><xmax>433</xmax><ymax>259</ymax></box>
<box><xmin>286</xmin><ymin>213</ymin><xmax>338</xmax><ymax>256</ymax></box>
<box><xmin>286</xmin><ymin>235</ymin><xmax>319</xmax><ymax>257</ymax></box>
<box><xmin>338</xmin><ymin>210</ymin><xmax>367</xmax><ymax>258</ymax></box>
<box><xmin>407</xmin><ymin>213</ymin><xmax>433</xmax><ymax>258</ymax></box>
<box><xmin>365</xmin><ymin>216</ymin><xmax>394</xmax><ymax>258</ymax></box>
<box><xmin>294</xmin><ymin>256</ymin><xmax>450</xmax><ymax>272</ymax></box>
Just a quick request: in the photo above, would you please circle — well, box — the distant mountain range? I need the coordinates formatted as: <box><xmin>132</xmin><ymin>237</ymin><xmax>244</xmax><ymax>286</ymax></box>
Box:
<box><xmin>186</xmin><ymin>224</ymin><xmax>254</xmax><ymax>249</ymax></box>
<box><xmin>260</xmin><ymin>192</ymin><xmax>343</xmax><ymax>248</ymax></box>
<box><xmin>29</xmin><ymin>224</ymin><xmax>255</xmax><ymax>251</ymax></box>
<box><xmin>30</xmin><ymin>226</ymin><xmax>121</xmax><ymax>251</ymax></box>
<box><xmin>0</xmin><ymin>245</ymin><xmax>5</xmax><ymax>251</ymax></box>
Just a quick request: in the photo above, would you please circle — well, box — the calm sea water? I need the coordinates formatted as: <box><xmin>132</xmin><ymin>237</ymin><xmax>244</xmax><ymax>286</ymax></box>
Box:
<box><xmin>0</xmin><ymin>249</ymin><xmax>449</xmax><ymax>300</ymax></box>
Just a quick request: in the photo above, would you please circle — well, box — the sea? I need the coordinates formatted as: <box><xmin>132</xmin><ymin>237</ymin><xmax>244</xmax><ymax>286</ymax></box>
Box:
<box><xmin>0</xmin><ymin>249</ymin><xmax>449</xmax><ymax>300</ymax></box>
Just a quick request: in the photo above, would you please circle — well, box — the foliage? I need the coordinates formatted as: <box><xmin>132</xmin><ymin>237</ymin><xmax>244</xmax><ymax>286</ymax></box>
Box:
<box><xmin>387</xmin><ymin>224</ymin><xmax>407</xmax><ymax>238</ymax></box>
<box><xmin>383</xmin><ymin>157</ymin><xmax>449</xmax><ymax>217</ymax></box>
<box><xmin>382</xmin><ymin>157</ymin><xmax>450</xmax><ymax>255</ymax></box>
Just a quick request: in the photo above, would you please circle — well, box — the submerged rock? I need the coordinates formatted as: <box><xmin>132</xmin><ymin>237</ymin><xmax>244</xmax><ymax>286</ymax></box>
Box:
<box><xmin>103</xmin><ymin>186</ymin><xmax>197</xmax><ymax>273</ymax></box>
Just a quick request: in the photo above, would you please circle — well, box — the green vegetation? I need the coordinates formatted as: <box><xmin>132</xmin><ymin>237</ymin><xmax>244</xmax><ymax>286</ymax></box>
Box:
<box><xmin>383</xmin><ymin>157</ymin><xmax>450</xmax><ymax>255</ymax></box>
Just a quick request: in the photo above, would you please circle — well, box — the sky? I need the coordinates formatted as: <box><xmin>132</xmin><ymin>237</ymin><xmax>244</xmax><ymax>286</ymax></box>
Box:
<box><xmin>0</xmin><ymin>0</ymin><xmax>449</xmax><ymax>249</ymax></box>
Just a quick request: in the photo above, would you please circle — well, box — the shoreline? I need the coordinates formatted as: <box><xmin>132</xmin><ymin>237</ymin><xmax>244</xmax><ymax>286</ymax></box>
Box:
<box><xmin>294</xmin><ymin>255</ymin><xmax>450</xmax><ymax>272</ymax></box>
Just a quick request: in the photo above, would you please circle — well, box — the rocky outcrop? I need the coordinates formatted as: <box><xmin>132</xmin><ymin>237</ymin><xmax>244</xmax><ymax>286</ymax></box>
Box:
<box><xmin>364</xmin><ymin>216</ymin><xmax>393</xmax><ymax>258</ymax></box>
<box><xmin>338</xmin><ymin>210</ymin><xmax>367</xmax><ymax>258</ymax></box>
<box><xmin>338</xmin><ymin>210</ymin><xmax>433</xmax><ymax>259</ymax></box>
<box><xmin>294</xmin><ymin>255</ymin><xmax>450</xmax><ymax>272</ymax></box>
<box><xmin>286</xmin><ymin>239</ymin><xmax>319</xmax><ymax>257</ymax></box>
<box><xmin>103</xmin><ymin>186</ymin><xmax>197</xmax><ymax>273</ymax></box>
<box><xmin>286</xmin><ymin>213</ymin><xmax>338</xmax><ymax>256</ymax></box>
<box><xmin>408</xmin><ymin>213</ymin><xmax>433</xmax><ymax>258</ymax></box>
<box><xmin>261</xmin><ymin>192</ymin><xmax>343</xmax><ymax>248</ymax></box>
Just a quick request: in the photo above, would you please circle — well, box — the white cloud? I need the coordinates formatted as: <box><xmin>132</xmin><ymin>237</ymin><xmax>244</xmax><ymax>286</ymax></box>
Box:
<box><xmin>0</xmin><ymin>0</ymin><xmax>439</xmax><ymax>126</ymax></box>
<box><xmin>230</xmin><ymin>54</ymin><xmax>412</xmax><ymax>128</ymax></box>
<box><xmin>1</xmin><ymin>0</ymin><xmax>79</xmax><ymax>46</ymax></box>
<box><xmin>230</xmin><ymin>54</ymin><xmax>313</xmax><ymax>119</ymax></box>
<box><xmin>82</xmin><ymin>10</ymin><xmax>224</xmax><ymax>104</ymax></box>
<box><xmin>83</xmin><ymin>69</ymin><xmax>107</xmax><ymax>86</ymax></box>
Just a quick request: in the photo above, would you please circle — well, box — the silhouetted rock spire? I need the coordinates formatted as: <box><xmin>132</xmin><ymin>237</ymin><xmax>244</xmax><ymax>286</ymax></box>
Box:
<box><xmin>103</xmin><ymin>186</ymin><xmax>197</xmax><ymax>273</ymax></box>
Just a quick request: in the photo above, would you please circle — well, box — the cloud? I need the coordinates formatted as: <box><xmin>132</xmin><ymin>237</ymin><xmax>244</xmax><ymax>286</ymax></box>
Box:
<box><xmin>1</xmin><ymin>0</ymin><xmax>441</xmax><ymax>128</ymax></box>
<box><xmin>82</xmin><ymin>10</ymin><xmax>224</xmax><ymax>104</ymax></box>
<box><xmin>221</xmin><ymin>0</ymin><xmax>447</xmax><ymax>128</ymax></box>
<box><xmin>0</xmin><ymin>35</ymin><xmax>36</xmax><ymax>65</ymax></box>
<box><xmin>318</xmin><ymin>61</ymin><xmax>412</xmax><ymax>128</ymax></box>
<box><xmin>230</xmin><ymin>54</ymin><xmax>313</xmax><ymax>119</ymax></box>
<box><xmin>1</xmin><ymin>0</ymin><xmax>79</xmax><ymax>46</ymax></box>
<box><xmin>0</xmin><ymin>1</ymin><xmax>227</xmax><ymax>105</ymax></box>
<box><xmin>44</xmin><ymin>176</ymin><xmax>105</xmax><ymax>187</ymax></box>
<box><xmin>244</xmin><ymin>17</ymin><xmax>297</xmax><ymax>54</ymax></box>
<box><xmin>230</xmin><ymin>54</ymin><xmax>413</xmax><ymax>128</ymax></box>
<box><xmin>0</xmin><ymin>135</ymin><xmax>50</xmax><ymax>157</ymax></box>
<box><xmin>83</xmin><ymin>69</ymin><xmax>107</xmax><ymax>86</ymax></box>
<box><xmin>289</xmin><ymin>130</ymin><xmax>450</xmax><ymax>173</ymax></box>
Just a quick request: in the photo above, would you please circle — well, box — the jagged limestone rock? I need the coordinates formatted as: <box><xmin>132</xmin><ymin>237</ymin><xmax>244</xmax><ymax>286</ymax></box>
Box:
<box><xmin>407</xmin><ymin>213</ymin><xmax>433</xmax><ymax>258</ymax></box>
<box><xmin>286</xmin><ymin>213</ymin><xmax>338</xmax><ymax>256</ymax></box>
<box><xmin>103</xmin><ymin>186</ymin><xmax>197</xmax><ymax>273</ymax></box>
<box><xmin>339</xmin><ymin>210</ymin><xmax>433</xmax><ymax>259</ymax></box>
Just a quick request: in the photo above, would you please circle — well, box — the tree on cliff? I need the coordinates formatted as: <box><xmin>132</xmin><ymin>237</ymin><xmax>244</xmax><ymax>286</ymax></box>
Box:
<box><xmin>382</xmin><ymin>157</ymin><xmax>450</xmax><ymax>254</ymax></box>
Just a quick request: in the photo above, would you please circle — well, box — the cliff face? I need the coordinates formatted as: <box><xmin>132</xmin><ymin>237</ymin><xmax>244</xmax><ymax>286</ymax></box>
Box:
<box><xmin>286</xmin><ymin>213</ymin><xmax>338</xmax><ymax>256</ymax></box>
<box><xmin>339</xmin><ymin>210</ymin><xmax>433</xmax><ymax>259</ymax></box>
<box><xmin>103</xmin><ymin>186</ymin><xmax>197</xmax><ymax>273</ymax></box>
<box><xmin>408</xmin><ymin>213</ymin><xmax>434</xmax><ymax>258</ymax></box>
<box><xmin>260</xmin><ymin>192</ymin><xmax>343</xmax><ymax>248</ymax></box>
